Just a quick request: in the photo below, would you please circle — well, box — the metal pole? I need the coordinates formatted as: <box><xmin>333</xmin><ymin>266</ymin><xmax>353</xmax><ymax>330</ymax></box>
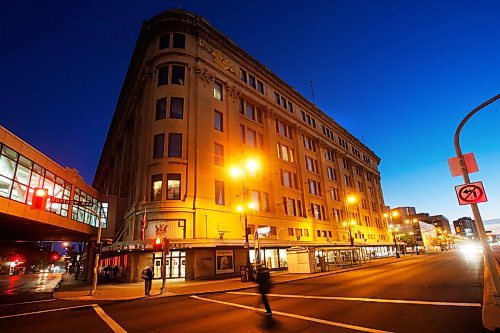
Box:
<box><xmin>160</xmin><ymin>237</ymin><xmax>167</xmax><ymax>294</ymax></box>
<box><xmin>453</xmin><ymin>94</ymin><xmax>500</xmax><ymax>299</ymax></box>
<box><xmin>242</xmin><ymin>172</ymin><xmax>251</xmax><ymax>267</ymax></box>
<box><xmin>89</xmin><ymin>205</ymin><xmax>103</xmax><ymax>296</ymax></box>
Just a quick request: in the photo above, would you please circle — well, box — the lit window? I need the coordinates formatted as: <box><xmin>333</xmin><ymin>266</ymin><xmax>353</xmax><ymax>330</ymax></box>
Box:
<box><xmin>167</xmin><ymin>174</ymin><xmax>181</xmax><ymax>200</ymax></box>
<box><xmin>214</xmin><ymin>81</ymin><xmax>223</xmax><ymax>101</ymax></box>
<box><xmin>215</xmin><ymin>180</ymin><xmax>225</xmax><ymax>205</ymax></box>
<box><xmin>151</xmin><ymin>174</ymin><xmax>162</xmax><ymax>201</ymax></box>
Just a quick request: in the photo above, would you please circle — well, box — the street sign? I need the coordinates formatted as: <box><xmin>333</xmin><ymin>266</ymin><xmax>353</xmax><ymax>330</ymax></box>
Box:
<box><xmin>455</xmin><ymin>181</ymin><xmax>488</xmax><ymax>205</ymax></box>
<box><xmin>448</xmin><ymin>153</ymin><xmax>479</xmax><ymax>177</ymax></box>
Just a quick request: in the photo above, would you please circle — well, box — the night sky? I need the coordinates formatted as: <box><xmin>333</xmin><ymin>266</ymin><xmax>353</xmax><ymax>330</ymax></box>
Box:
<box><xmin>1</xmin><ymin>1</ymin><xmax>499</xmax><ymax>224</ymax></box>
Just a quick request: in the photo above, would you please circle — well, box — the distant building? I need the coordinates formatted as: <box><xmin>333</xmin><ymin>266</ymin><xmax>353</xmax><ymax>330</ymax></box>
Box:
<box><xmin>484</xmin><ymin>219</ymin><xmax>500</xmax><ymax>236</ymax></box>
<box><xmin>453</xmin><ymin>217</ymin><xmax>478</xmax><ymax>239</ymax></box>
<box><xmin>419</xmin><ymin>221</ymin><xmax>437</xmax><ymax>250</ymax></box>
<box><xmin>423</xmin><ymin>215</ymin><xmax>451</xmax><ymax>234</ymax></box>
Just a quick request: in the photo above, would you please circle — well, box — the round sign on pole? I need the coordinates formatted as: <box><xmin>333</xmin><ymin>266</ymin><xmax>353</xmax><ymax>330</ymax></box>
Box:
<box><xmin>455</xmin><ymin>181</ymin><xmax>487</xmax><ymax>205</ymax></box>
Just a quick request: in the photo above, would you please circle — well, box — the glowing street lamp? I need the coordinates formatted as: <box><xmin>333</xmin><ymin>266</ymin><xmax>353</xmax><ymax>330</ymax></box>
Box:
<box><xmin>230</xmin><ymin>158</ymin><xmax>260</xmax><ymax>267</ymax></box>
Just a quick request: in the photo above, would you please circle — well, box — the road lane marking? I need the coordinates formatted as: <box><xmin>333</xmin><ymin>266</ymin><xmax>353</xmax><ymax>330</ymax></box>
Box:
<box><xmin>0</xmin><ymin>304</ymin><xmax>93</xmax><ymax>319</ymax></box>
<box><xmin>227</xmin><ymin>292</ymin><xmax>482</xmax><ymax>308</ymax></box>
<box><xmin>0</xmin><ymin>299</ymin><xmax>56</xmax><ymax>307</ymax></box>
<box><xmin>92</xmin><ymin>304</ymin><xmax>127</xmax><ymax>333</ymax></box>
<box><xmin>191</xmin><ymin>295</ymin><xmax>393</xmax><ymax>333</ymax></box>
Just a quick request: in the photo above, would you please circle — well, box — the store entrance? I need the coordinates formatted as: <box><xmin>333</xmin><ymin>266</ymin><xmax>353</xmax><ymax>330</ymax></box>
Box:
<box><xmin>153</xmin><ymin>250</ymin><xmax>186</xmax><ymax>279</ymax></box>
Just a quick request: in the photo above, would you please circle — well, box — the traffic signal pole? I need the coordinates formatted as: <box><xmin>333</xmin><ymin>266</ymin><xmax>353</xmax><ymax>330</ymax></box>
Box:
<box><xmin>454</xmin><ymin>94</ymin><xmax>500</xmax><ymax>303</ymax></box>
<box><xmin>160</xmin><ymin>237</ymin><xmax>168</xmax><ymax>295</ymax></box>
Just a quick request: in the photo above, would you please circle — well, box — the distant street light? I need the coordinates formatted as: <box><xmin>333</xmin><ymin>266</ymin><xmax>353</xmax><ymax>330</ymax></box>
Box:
<box><xmin>343</xmin><ymin>193</ymin><xmax>358</xmax><ymax>246</ymax></box>
<box><xmin>388</xmin><ymin>224</ymin><xmax>400</xmax><ymax>258</ymax></box>
<box><xmin>453</xmin><ymin>94</ymin><xmax>500</xmax><ymax>300</ymax></box>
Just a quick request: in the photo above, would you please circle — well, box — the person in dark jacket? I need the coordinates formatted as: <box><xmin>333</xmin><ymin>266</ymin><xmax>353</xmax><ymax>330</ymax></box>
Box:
<box><xmin>142</xmin><ymin>265</ymin><xmax>153</xmax><ymax>297</ymax></box>
<box><xmin>256</xmin><ymin>262</ymin><xmax>272</xmax><ymax>316</ymax></box>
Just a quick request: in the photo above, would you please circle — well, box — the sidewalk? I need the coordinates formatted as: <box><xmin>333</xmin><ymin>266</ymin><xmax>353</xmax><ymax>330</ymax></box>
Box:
<box><xmin>54</xmin><ymin>255</ymin><xmax>419</xmax><ymax>301</ymax></box>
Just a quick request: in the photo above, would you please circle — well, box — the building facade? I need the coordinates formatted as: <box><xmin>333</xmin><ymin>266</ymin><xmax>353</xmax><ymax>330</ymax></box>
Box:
<box><xmin>453</xmin><ymin>217</ymin><xmax>478</xmax><ymax>239</ymax></box>
<box><xmin>94</xmin><ymin>9</ymin><xmax>392</xmax><ymax>281</ymax></box>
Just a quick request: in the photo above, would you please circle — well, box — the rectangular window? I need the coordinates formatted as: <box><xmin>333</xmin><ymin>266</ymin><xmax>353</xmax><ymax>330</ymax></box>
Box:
<box><xmin>151</xmin><ymin>174</ymin><xmax>162</xmax><ymax>201</ymax></box>
<box><xmin>330</xmin><ymin>187</ymin><xmax>339</xmax><ymax>201</ymax></box>
<box><xmin>155</xmin><ymin>98</ymin><xmax>166</xmax><ymax>120</ymax></box>
<box><xmin>153</xmin><ymin>134</ymin><xmax>165</xmax><ymax>159</ymax></box>
<box><xmin>304</xmin><ymin>229</ymin><xmax>309</xmax><ymax>237</ymax></box>
<box><xmin>357</xmin><ymin>181</ymin><xmax>364</xmax><ymax>192</ymax></box>
<box><xmin>248</xmin><ymin>74</ymin><xmax>256</xmax><ymax>88</ymax></box>
<box><xmin>214</xmin><ymin>81</ymin><xmax>223</xmax><ymax>101</ymax></box>
<box><xmin>159</xmin><ymin>34</ymin><xmax>170</xmax><ymax>49</ymax></box>
<box><xmin>274</xmin><ymin>92</ymin><xmax>280</xmax><ymax>104</ymax></box>
<box><xmin>166</xmin><ymin>174</ymin><xmax>181</xmax><ymax>200</ymax></box>
<box><xmin>215</xmin><ymin>180</ymin><xmax>225</xmax><ymax>205</ymax></box>
<box><xmin>288</xmin><ymin>228</ymin><xmax>294</xmax><ymax>236</ymax></box>
<box><xmin>168</xmin><ymin>133</ymin><xmax>182</xmax><ymax>157</ymax></box>
<box><xmin>172</xmin><ymin>33</ymin><xmax>186</xmax><ymax>49</ymax></box>
<box><xmin>214</xmin><ymin>143</ymin><xmax>224</xmax><ymax>166</ymax></box>
<box><xmin>296</xmin><ymin>229</ymin><xmax>303</xmax><ymax>237</ymax></box>
<box><xmin>287</xmin><ymin>101</ymin><xmax>293</xmax><ymax>113</ymax></box>
<box><xmin>240</xmin><ymin>69</ymin><xmax>247</xmax><ymax>83</ymax></box>
<box><xmin>246</xmin><ymin>128</ymin><xmax>256</xmax><ymax>148</ymax></box>
<box><xmin>344</xmin><ymin>175</ymin><xmax>352</xmax><ymax>187</ymax></box>
<box><xmin>171</xmin><ymin>65</ymin><xmax>185</xmax><ymax>85</ymax></box>
<box><xmin>240</xmin><ymin>125</ymin><xmax>246</xmax><ymax>143</ymax></box>
<box><xmin>170</xmin><ymin>97</ymin><xmax>184</xmax><ymax>119</ymax></box>
<box><xmin>262</xmin><ymin>192</ymin><xmax>270</xmax><ymax>212</ymax></box>
<box><xmin>285</xmin><ymin>198</ymin><xmax>296</xmax><ymax>216</ymax></box>
<box><xmin>257</xmin><ymin>80</ymin><xmax>264</xmax><ymax>93</ymax></box>
<box><xmin>311</xmin><ymin>203</ymin><xmax>321</xmax><ymax>219</ymax></box>
<box><xmin>214</xmin><ymin>110</ymin><xmax>223</xmax><ymax>132</ymax></box>
<box><xmin>158</xmin><ymin>66</ymin><xmax>168</xmax><ymax>86</ymax></box>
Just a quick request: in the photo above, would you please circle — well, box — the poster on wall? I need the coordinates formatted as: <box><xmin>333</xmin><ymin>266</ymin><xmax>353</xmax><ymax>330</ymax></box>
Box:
<box><xmin>215</xmin><ymin>250</ymin><xmax>234</xmax><ymax>274</ymax></box>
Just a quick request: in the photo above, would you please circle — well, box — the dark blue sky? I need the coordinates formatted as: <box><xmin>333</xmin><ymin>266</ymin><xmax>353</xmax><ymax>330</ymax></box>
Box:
<box><xmin>1</xmin><ymin>1</ymin><xmax>499</xmax><ymax>223</ymax></box>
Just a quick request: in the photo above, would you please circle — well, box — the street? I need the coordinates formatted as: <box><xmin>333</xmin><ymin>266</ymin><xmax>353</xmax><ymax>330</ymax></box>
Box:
<box><xmin>0</xmin><ymin>273</ymin><xmax>61</xmax><ymax>304</ymax></box>
<box><xmin>0</xmin><ymin>252</ymin><xmax>485</xmax><ymax>332</ymax></box>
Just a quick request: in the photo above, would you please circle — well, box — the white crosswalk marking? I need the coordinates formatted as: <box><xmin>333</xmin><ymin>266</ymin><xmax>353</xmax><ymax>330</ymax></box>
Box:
<box><xmin>191</xmin><ymin>295</ymin><xmax>394</xmax><ymax>333</ymax></box>
<box><xmin>227</xmin><ymin>291</ymin><xmax>482</xmax><ymax>307</ymax></box>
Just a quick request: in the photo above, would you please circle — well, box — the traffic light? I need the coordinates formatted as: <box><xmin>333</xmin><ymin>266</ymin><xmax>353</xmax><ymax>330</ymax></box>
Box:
<box><xmin>153</xmin><ymin>238</ymin><xmax>163</xmax><ymax>252</ymax></box>
<box><xmin>51</xmin><ymin>253</ymin><xmax>60</xmax><ymax>261</ymax></box>
<box><xmin>31</xmin><ymin>188</ymin><xmax>48</xmax><ymax>210</ymax></box>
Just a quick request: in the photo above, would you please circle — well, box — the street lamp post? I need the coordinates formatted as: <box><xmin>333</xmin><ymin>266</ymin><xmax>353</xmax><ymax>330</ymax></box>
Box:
<box><xmin>454</xmin><ymin>94</ymin><xmax>500</xmax><ymax>300</ymax></box>
<box><xmin>343</xmin><ymin>220</ymin><xmax>356</xmax><ymax>247</ymax></box>
<box><xmin>384</xmin><ymin>210</ymin><xmax>400</xmax><ymax>258</ymax></box>
<box><xmin>389</xmin><ymin>224</ymin><xmax>400</xmax><ymax>258</ymax></box>
<box><xmin>231</xmin><ymin>159</ymin><xmax>259</xmax><ymax>267</ymax></box>
<box><xmin>89</xmin><ymin>204</ymin><xmax>104</xmax><ymax>296</ymax></box>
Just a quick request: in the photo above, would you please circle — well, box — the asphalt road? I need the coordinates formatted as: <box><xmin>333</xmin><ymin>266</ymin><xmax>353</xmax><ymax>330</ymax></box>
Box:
<box><xmin>0</xmin><ymin>273</ymin><xmax>61</xmax><ymax>304</ymax></box>
<box><xmin>0</xmin><ymin>251</ymin><xmax>485</xmax><ymax>333</ymax></box>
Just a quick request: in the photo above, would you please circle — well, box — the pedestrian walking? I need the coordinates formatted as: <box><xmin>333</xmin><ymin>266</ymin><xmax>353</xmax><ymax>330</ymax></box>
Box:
<box><xmin>256</xmin><ymin>262</ymin><xmax>272</xmax><ymax>316</ymax></box>
<box><xmin>142</xmin><ymin>265</ymin><xmax>153</xmax><ymax>297</ymax></box>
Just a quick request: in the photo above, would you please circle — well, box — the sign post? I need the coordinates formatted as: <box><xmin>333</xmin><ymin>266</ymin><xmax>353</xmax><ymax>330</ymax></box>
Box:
<box><xmin>452</xmin><ymin>94</ymin><xmax>500</xmax><ymax>304</ymax></box>
<box><xmin>455</xmin><ymin>181</ymin><xmax>488</xmax><ymax>205</ymax></box>
<box><xmin>160</xmin><ymin>237</ymin><xmax>169</xmax><ymax>295</ymax></box>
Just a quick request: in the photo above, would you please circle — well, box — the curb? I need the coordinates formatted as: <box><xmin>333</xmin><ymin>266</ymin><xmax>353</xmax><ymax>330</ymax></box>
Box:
<box><xmin>54</xmin><ymin>255</ymin><xmax>421</xmax><ymax>302</ymax></box>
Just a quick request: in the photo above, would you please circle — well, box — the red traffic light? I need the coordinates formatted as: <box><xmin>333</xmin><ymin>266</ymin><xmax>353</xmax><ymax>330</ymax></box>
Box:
<box><xmin>153</xmin><ymin>238</ymin><xmax>163</xmax><ymax>252</ymax></box>
<box><xmin>52</xmin><ymin>254</ymin><xmax>60</xmax><ymax>261</ymax></box>
<box><xmin>31</xmin><ymin>188</ymin><xmax>49</xmax><ymax>210</ymax></box>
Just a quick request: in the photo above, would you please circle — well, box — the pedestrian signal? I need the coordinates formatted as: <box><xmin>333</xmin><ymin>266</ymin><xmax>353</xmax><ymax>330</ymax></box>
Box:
<box><xmin>32</xmin><ymin>188</ymin><xmax>48</xmax><ymax>210</ymax></box>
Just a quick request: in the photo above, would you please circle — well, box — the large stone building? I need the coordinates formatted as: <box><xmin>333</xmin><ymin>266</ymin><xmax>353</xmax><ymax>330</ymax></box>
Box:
<box><xmin>453</xmin><ymin>217</ymin><xmax>478</xmax><ymax>239</ymax></box>
<box><xmin>94</xmin><ymin>9</ymin><xmax>393</xmax><ymax>281</ymax></box>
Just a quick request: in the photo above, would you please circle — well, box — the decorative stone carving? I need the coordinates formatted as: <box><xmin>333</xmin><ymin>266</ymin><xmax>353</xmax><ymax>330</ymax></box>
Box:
<box><xmin>225</xmin><ymin>84</ymin><xmax>240</xmax><ymax>98</ymax></box>
<box><xmin>198</xmin><ymin>37</ymin><xmax>241</xmax><ymax>77</ymax></box>
<box><xmin>195</xmin><ymin>67</ymin><xmax>214</xmax><ymax>84</ymax></box>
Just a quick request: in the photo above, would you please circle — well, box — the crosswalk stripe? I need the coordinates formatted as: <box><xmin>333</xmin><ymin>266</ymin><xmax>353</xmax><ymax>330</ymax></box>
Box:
<box><xmin>191</xmin><ymin>295</ymin><xmax>393</xmax><ymax>333</ymax></box>
<box><xmin>227</xmin><ymin>292</ymin><xmax>482</xmax><ymax>307</ymax></box>
<box><xmin>92</xmin><ymin>304</ymin><xmax>127</xmax><ymax>333</ymax></box>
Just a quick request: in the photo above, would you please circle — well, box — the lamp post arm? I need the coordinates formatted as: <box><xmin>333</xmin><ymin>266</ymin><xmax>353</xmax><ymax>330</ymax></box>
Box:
<box><xmin>453</xmin><ymin>94</ymin><xmax>500</xmax><ymax>299</ymax></box>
